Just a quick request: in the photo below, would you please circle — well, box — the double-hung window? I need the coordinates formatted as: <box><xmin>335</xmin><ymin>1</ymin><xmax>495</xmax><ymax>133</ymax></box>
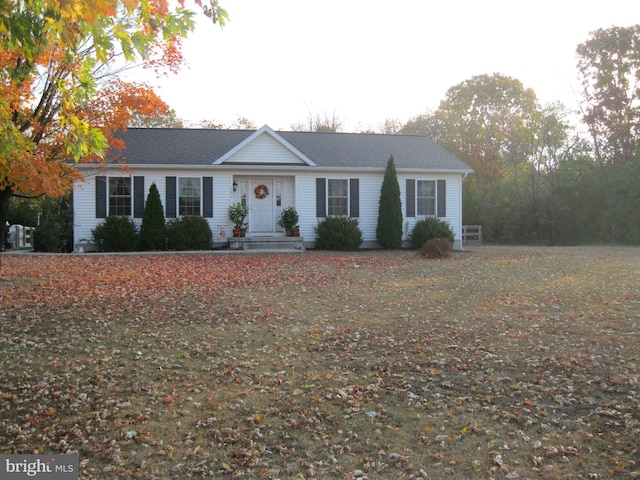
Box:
<box><xmin>406</xmin><ymin>179</ymin><xmax>446</xmax><ymax>218</ymax></box>
<box><xmin>417</xmin><ymin>180</ymin><xmax>436</xmax><ymax>216</ymax></box>
<box><xmin>108</xmin><ymin>178</ymin><xmax>132</xmax><ymax>216</ymax></box>
<box><xmin>316</xmin><ymin>178</ymin><xmax>359</xmax><ymax>218</ymax></box>
<box><xmin>327</xmin><ymin>179</ymin><xmax>349</xmax><ymax>216</ymax></box>
<box><xmin>178</xmin><ymin>178</ymin><xmax>201</xmax><ymax>216</ymax></box>
<box><xmin>96</xmin><ymin>176</ymin><xmax>144</xmax><ymax>218</ymax></box>
<box><xmin>165</xmin><ymin>176</ymin><xmax>212</xmax><ymax>218</ymax></box>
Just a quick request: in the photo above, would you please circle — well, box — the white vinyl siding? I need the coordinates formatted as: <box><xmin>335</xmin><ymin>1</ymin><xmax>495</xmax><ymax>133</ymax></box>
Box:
<box><xmin>401</xmin><ymin>173</ymin><xmax>464</xmax><ymax>248</ymax></box>
<box><xmin>74</xmin><ymin>168</ymin><xmax>466</xmax><ymax>250</ymax></box>
<box><xmin>223</xmin><ymin>133</ymin><xmax>307</xmax><ymax>164</ymax></box>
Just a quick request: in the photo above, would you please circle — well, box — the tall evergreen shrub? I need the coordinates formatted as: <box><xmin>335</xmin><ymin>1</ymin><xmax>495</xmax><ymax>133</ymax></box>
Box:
<box><xmin>32</xmin><ymin>211</ymin><xmax>73</xmax><ymax>252</ymax></box>
<box><xmin>140</xmin><ymin>183</ymin><xmax>167</xmax><ymax>250</ymax></box>
<box><xmin>376</xmin><ymin>155</ymin><xmax>403</xmax><ymax>248</ymax></box>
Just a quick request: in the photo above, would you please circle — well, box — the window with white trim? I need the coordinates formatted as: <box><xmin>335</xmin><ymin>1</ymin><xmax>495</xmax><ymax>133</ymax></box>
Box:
<box><xmin>316</xmin><ymin>177</ymin><xmax>359</xmax><ymax>218</ymax></box>
<box><xmin>417</xmin><ymin>180</ymin><xmax>436</xmax><ymax>216</ymax></box>
<box><xmin>109</xmin><ymin>177</ymin><xmax>132</xmax><ymax>216</ymax></box>
<box><xmin>178</xmin><ymin>177</ymin><xmax>201</xmax><ymax>216</ymax></box>
<box><xmin>406</xmin><ymin>179</ymin><xmax>446</xmax><ymax>219</ymax></box>
<box><xmin>327</xmin><ymin>179</ymin><xmax>348</xmax><ymax>216</ymax></box>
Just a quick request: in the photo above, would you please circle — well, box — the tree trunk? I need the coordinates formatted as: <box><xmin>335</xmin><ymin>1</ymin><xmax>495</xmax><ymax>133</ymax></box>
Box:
<box><xmin>0</xmin><ymin>187</ymin><xmax>12</xmax><ymax>251</ymax></box>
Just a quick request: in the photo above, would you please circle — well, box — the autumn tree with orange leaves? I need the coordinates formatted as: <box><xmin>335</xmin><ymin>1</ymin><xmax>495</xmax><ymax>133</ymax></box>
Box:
<box><xmin>0</xmin><ymin>0</ymin><xmax>227</xmax><ymax>238</ymax></box>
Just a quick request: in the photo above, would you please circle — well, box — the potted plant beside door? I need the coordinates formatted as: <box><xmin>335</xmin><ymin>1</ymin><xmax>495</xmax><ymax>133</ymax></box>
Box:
<box><xmin>228</xmin><ymin>202</ymin><xmax>249</xmax><ymax>237</ymax></box>
<box><xmin>278</xmin><ymin>206</ymin><xmax>299</xmax><ymax>236</ymax></box>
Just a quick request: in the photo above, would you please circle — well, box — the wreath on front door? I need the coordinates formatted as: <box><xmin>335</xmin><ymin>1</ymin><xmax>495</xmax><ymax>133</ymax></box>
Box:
<box><xmin>254</xmin><ymin>184</ymin><xmax>269</xmax><ymax>199</ymax></box>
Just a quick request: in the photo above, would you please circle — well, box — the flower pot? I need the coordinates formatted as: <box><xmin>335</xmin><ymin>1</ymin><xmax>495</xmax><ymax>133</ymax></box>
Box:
<box><xmin>233</xmin><ymin>228</ymin><xmax>242</xmax><ymax>237</ymax></box>
<box><xmin>285</xmin><ymin>228</ymin><xmax>293</xmax><ymax>237</ymax></box>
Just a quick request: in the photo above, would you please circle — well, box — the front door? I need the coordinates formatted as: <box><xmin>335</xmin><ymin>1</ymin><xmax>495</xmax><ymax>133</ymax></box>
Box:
<box><xmin>250</xmin><ymin>179</ymin><xmax>274</xmax><ymax>233</ymax></box>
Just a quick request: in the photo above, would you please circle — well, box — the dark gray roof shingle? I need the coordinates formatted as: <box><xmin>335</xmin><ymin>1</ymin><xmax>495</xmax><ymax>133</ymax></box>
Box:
<box><xmin>110</xmin><ymin>128</ymin><xmax>471</xmax><ymax>172</ymax></box>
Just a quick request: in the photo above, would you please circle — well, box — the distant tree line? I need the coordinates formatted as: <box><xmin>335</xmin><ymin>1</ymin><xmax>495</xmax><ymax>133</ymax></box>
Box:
<box><xmin>393</xmin><ymin>25</ymin><xmax>640</xmax><ymax>245</ymax></box>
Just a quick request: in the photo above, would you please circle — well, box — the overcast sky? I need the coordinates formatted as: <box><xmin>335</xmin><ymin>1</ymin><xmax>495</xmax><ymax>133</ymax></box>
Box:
<box><xmin>129</xmin><ymin>0</ymin><xmax>639</xmax><ymax>131</ymax></box>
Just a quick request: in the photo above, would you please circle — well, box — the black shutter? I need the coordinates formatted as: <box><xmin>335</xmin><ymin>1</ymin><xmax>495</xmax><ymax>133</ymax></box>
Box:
<box><xmin>316</xmin><ymin>178</ymin><xmax>326</xmax><ymax>217</ymax></box>
<box><xmin>166</xmin><ymin>176</ymin><xmax>177</xmax><ymax>218</ymax></box>
<box><xmin>406</xmin><ymin>179</ymin><xmax>415</xmax><ymax>218</ymax></box>
<box><xmin>437</xmin><ymin>179</ymin><xmax>446</xmax><ymax>217</ymax></box>
<box><xmin>133</xmin><ymin>176</ymin><xmax>145</xmax><ymax>218</ymax></box>
<box><xmin>349</xmin><ymin>178</ymin><xmax>359</xmax><ymax>217</ymax></box>
<box><xmin>203</xmin><ymin>177</ymin><xmax>213</xmax><ymax>218</ymax></box>
<box><xmin>96</xmin><ymin>176</ymin><xmax>107</xmax><ymax>218</ymax></box>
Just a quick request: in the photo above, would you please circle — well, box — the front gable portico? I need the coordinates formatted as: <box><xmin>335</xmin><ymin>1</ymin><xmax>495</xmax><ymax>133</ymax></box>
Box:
<box><xmin>215</xmin><ymin>125</ymin><xmax>316</xmax><ymax>166</ymax></box>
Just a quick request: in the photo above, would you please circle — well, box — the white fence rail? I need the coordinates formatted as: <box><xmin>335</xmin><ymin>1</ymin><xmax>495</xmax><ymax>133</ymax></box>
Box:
<box><xmin>462</xmin><ymin>225</ymin><xmax>482</xmax><ymax>244</ymax></box>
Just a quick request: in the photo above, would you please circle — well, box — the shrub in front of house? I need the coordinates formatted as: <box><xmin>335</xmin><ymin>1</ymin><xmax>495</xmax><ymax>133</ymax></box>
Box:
<box><xmin>166</xmin><ymin>216</ymin><xmax>212</xmax><ymax>250</ymax></box>
<box><xmin>314</xmin><ymin>216</ymin><xmax>363</xmax><ymax>250</ymax></box>
<box><xmin>32</xmin><ymin>211</ymin><xmax>73</xmax><ymax>253</ymax></box>
<box><xmin>91</xmin><ymin>216</ymin><xmax>139</xmax><ymax>252</ymax></box>
<box><xmin>376</xmin><ymin>155</ymin><xmax>403</xmax><ymax>249</ymax></box>
<box><xmin>418</xmin><ymin>237</ymin><xmax>452</xmax><ymax>259</ymax></box>
<box><xmin>411</xmin><ymin>217</ymin><xmax>454</xmax><ymax>249</ymax></box>
<box><xmin>140</xmin><ymin>183</ymin><xmax>167</xmax><ymax>250</ymax></box>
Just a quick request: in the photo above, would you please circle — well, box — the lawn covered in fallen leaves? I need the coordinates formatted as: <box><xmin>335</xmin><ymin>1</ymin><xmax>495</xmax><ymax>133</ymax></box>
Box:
<box><xmin>1</xmin><ymin>246</ymin><xmax>639</xmax><ymax>479</ymax></box>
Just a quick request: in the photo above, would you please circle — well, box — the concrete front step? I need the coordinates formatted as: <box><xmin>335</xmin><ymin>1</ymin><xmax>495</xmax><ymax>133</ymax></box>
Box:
<box><xmin>230</xmin><ymin>236</ymin><xmax>304</xmax><ymax>251</ymax></box>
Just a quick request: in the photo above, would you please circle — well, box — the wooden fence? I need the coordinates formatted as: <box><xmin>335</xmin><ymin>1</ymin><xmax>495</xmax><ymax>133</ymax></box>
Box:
<box><xmin>462</xmin><ymin>225</ymin><xmax>482</xmax><ymax>244</ymax></box>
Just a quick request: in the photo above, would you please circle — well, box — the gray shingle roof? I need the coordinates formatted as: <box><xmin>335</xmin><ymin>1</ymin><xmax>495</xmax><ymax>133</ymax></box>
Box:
<box><xmin>110</xmin><ymin>127</ymin><xmax>471</xmax><ymax>172</ymax></box>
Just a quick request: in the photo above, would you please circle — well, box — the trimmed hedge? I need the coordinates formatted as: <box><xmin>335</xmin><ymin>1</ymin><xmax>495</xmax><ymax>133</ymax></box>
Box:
<box><xmin>315</xmin><ymin>216</ymin><xmax>363</xmax><ymax>250</ymax></box>
<box><xmin>91</xmin><ymin>216</ymin><xmax>139</xmax><ymax>252</ymax></box>
<box><xmin>166</xmin><ymin>216</ymin><xmax>212</xmax><ymax>250</ymax></box>
<box><xmin>411</xmin><ymin>217</ymin><xmax>454</xmax><ymax>249</ymax></box>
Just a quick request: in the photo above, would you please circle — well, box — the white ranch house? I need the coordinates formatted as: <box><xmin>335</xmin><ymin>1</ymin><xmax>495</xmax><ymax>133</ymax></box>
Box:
<box><xmin>73</xmin><ymin>125</ymin><xmax>472</xmax><ymax>250</ymax></box>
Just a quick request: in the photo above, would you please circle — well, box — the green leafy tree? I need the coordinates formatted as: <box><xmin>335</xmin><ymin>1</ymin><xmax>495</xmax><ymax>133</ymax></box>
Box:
<box><xmin>426</xmin><ymin>73</ymin><xmax>578</xmax><ymax>243</ymax></box>
<box><xmin>428</xmin><ymin>73</ymin><xmax>541</xmax><ymax>181</ymax></box>
<box><xmin>376</xmin><ymin>155</ymin><xmax>403</xmax><ymax>248</ymax></box>
<box><xmin>577</xmin><ymin>25</ymin><xmax>640</xmax><ymax>164</ymax></box>
<box><xmin>140</xmin><ymin>183</ymin><xmax>167</xmax><ymax>250</ymax></box>
<box><xmin>399</xmin><ymin>113</ymin><xmax>435</xmax><ymax>136</ymax></box>
<box><xmin>128</xmin><ymin>109</ymin><xmax>185</xmax><ymax>129</ymax></box>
